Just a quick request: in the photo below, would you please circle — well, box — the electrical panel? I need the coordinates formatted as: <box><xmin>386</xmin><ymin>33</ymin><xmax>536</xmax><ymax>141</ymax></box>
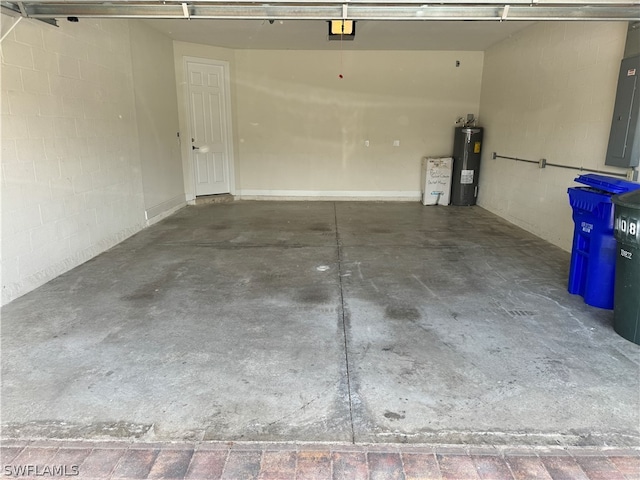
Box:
<box><xmin>606</xmin><ymin>54</ymin><xmax>639</xmax><ymax>168</ymax></box>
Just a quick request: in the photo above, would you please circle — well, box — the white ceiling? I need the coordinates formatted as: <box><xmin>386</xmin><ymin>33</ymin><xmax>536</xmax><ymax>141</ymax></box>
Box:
<box><xmin>143</xmin><ymin>19</ymin><xmax>535</xmax><ymax>50</ymax></box>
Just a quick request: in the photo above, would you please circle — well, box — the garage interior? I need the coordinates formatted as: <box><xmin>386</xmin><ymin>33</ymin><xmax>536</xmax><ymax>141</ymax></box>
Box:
<box><xmin>1</xmin><ymin>0</ymin><xmax>640</xmax><ymax>478</ymax></box>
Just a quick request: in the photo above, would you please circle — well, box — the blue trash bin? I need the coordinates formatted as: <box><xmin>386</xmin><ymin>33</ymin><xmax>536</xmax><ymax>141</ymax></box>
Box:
<box><xmin>568</xmin><ymin>174</ymin><xmax>640</xmax><ymax>309</ymax></box>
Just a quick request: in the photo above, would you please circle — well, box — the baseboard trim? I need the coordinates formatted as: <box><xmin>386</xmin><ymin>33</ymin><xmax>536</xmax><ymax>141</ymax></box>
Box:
<box><xmin>145</xmin><ymin>195</ymin><xmax>187</xmax><ymax>226</ymax></box>
<box><xmin>237</xmin><ymin>190</ymin><xmax>421</xmax><ymax>202</ymax></box>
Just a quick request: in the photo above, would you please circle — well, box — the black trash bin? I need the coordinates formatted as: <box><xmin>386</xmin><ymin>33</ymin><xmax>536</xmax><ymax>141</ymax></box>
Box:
<box><xmin>612</xmin><ymin>189</ymin><xmax>640</xmax><ymax>345</ymax></box>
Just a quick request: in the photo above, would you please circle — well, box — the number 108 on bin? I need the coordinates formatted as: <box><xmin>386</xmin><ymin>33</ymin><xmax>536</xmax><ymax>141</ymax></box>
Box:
<box><xmin>616</xmin><ymin>216</ymin><xmax>639</xmax><ymax>238</ymax></box>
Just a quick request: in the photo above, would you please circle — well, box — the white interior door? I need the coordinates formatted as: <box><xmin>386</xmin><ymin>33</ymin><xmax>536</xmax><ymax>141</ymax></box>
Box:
<box><xmin>186</xmin><ymin>60</ymin><xmax>232</xmax><ymax>196</ymax></box>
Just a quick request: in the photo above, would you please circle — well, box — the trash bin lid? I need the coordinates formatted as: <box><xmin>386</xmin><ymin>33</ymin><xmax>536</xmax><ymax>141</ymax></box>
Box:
<box><xmin>574</xmin><ymin>174</ymin><xmax>640</xmax><ymax>195</ymax></box>
<box><xmin>613</xmin><ymin>189</ymin><xmax>640</xmax><ymax>209</ymax></box>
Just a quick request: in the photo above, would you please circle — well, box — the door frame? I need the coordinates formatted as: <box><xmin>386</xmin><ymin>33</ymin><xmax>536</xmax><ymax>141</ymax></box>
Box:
<box><xmin>183</xmin><ymin>56</ymin><xmax>236</xmax><ymax>197</ymax></box>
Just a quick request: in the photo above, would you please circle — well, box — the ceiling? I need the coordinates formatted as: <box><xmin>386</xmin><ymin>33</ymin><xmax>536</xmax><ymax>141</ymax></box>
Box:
<box><xmin>143</xmin><ymin>18</ymin><xmax>535</xmax><ymax>51</ymax></box>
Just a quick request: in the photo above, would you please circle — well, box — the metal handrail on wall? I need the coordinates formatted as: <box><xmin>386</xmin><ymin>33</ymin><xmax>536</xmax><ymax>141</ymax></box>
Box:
<box><xmin>491</xmin><ymin>152</ymin><xmax>637</xmax><ymax>180</ymax></box>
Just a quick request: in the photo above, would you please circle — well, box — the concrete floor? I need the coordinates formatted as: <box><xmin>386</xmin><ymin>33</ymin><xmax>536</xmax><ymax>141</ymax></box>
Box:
<box><xmin>2</xmin><ymin>202</ymin><xmax>639</xmax><ymax>446</ymax></box>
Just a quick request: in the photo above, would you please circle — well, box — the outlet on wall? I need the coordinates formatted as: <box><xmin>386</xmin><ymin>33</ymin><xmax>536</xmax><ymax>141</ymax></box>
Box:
<box><xmin>364</xmin><ymin>140</ymin><xmax>370</xmax><ymax>147</ymax></box>
<box><xmin>393</xmin><ymin>140</ymin><xmax>400</xmax><ymax>147</ymax></box>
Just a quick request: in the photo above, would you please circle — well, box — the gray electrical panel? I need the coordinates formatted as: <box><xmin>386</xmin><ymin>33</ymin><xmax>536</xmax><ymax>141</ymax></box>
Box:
<box><xmin>605</xmin><ymin>54</ymin><xmax>639</xmax><ymax>168</ymax></box>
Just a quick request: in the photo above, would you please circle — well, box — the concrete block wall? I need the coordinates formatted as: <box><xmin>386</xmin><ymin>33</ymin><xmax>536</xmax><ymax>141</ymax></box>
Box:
<box><xmin>1</xmin><ymin>16</ymin><xmax>147</xmax><ymax>305</ymax></box>
<box><xmin>477</xmin><ymin>22</ymin><xmax>629</xmax><ymax>251</ymax></box>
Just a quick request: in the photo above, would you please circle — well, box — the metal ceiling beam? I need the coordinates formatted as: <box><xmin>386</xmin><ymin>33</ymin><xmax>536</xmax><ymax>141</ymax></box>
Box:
<box><xmin>8</xmin><ymin>0</ymin><xmax>640</xmax><ymax>4</ymax></box>
<box><xmin>1</xmin><ymin>1</ymin><xmax>57</xmax><ymax>25</ymax></box>
<box><xmin>3</xmin><ymin>0</ymin><xmax>639</xmax><ymax>21</ymax></box>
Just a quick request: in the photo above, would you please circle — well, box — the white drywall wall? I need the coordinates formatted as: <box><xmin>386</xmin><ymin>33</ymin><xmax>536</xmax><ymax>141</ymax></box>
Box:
<box><xmin>234</xmin><ymin>49</ymin><xmax>483</xmax><ymax>199</ymax></box>
<box><xmin>130</xmin><ymin>20</ymin><xmax>185</xmax><ymax>221</ymax></box>
<box><xmin>173</xmin><ymin>46</ymin><xmax>483</xmax><ymax>200</ymax></box>
<box><xmin>477</xmin><ymin>22</ymin><xmax>629</xmax><ymax>251</ymax></box>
